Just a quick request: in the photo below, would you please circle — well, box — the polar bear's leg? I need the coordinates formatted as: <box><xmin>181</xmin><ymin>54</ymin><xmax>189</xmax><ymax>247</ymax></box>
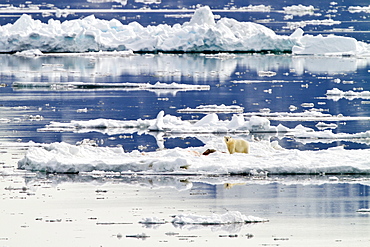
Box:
<box><xmin>228</xmin><ymin>142</ymin><xmax>235</xmax><ymax>154</ymax></box>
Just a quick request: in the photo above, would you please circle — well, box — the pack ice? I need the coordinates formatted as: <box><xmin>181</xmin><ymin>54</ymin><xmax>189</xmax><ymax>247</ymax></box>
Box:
<box><xmin>2</xmin><ymin>6</ymin><xmax>369</xmax><ymax>55</ymax></box>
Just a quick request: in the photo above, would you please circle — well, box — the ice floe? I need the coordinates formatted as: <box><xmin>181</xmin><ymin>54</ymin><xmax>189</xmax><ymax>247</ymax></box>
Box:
<box><xmin>0</xmin><ymin>6</ymin><xmax>369</xmax><ymax>55</ymax></box>
<box><xmin>18</xmin><ymin>108</ymin><xmax>370</xmax><ymax>174</ymax></box>
<box><xmin>171</xmin><ymin>211</ymin><xmax>268</xmax><ymax>225</ymax></box>
<box><xmin>17</xmin><ymin>139</ymin><xmax>370</xmax><ymax>174</ymax></box>
<box><xmin>290</xmin><ymin>28</ymin><xmax>369</xmax><ymax>56</ymax></box>
<box><xmin>285</xmin><ymin>19</ymin><xmax>341</xmax><ymax>30</ymax></box>
<box><xmin>38</xmin><ymin>110</ymin><xmax>312</xmax><ymax>134</ymax></box>
<box><xmin>139</xmin><ymin>211</ymin><xmax>267</xmax><ymax>227</ymax></box>
<box><xmin>283</xmin><ymin>4</ymin><xmax>315</xmax><ymax>16</ymax></box>
<box><xmin>177</xmin><ymin>104</ymin><xmax>244</xmax><ymax>113</ymax></box>
<box><xmin>242</xmin><ymin>110</ymin><xmax>370</xmax><ymax>121</ymax></box>
<box><xmin>348</xmin><ymin>5</ymin><xmax>370</xmax><ymax>13</ymax></box>
<box><xmin>292</xmin><ymin>129</ymin><xmax>370</xmax><ymax>140</ymax></box>
<box><xmin>326</xmin><ymin>88</ymin><xmax>370</xmax><ymax>101</ymax></box>
<box><xmin>138</xmin><ymin>211</ymin><xmax>266</xmax><ymax>232</ymax></box>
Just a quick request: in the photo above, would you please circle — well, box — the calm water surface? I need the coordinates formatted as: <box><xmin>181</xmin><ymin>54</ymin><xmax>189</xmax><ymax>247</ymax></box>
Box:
<box><xmin>1</xmin><ymin>0</ymin><xmax>370</xmax><ymax>246</ymax></box>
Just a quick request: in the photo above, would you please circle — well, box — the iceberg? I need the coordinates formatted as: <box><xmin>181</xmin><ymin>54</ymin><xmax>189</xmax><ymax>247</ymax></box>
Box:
<box><xmin>0</xmin><ymin>6</ymin><xmax>369</xmax><ymax>55</ymax></box>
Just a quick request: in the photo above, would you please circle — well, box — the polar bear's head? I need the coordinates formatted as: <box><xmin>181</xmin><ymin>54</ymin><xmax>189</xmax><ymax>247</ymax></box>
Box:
<box><xmin>224</xmin><ymin>136</ymin><xmax>232</xmax><ymax>143</ymax></box>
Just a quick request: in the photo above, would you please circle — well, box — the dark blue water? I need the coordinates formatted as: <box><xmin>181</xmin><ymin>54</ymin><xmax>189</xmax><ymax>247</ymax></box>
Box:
<box><xmin>0</xmin><ymin>1</ymin><xmax>370</xmax><ymax>152</ymax></box>
<box><xmin>1</xmin><ymin>53</ymin><xmax>369</xmax><ymax>151</ymax></box>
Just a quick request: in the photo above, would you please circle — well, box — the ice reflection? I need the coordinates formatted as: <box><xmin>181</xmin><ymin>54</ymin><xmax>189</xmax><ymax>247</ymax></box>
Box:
<box><xmin>21</xmin><ymin>173</ymin><xmax>370</xmax><ymax>219</ymax></box>
<box><xmin>1</xmin><ymin>53</ymin><xmax>370</xmax><ymax>84</ymax></box>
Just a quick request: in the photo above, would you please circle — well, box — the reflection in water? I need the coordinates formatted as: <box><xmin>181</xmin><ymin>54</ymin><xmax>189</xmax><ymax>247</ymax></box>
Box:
<box><xmin>21</xmin><ymin>173</ymin><xmax>370</xmax><ymax>219</ymax></box>
<box><xmin>1</xmin><ymin>53</ymin><xmax>369</xmax><ymax>84</ymax></box>
<box><xmin>1</xmin><ymin>52</ymin><xmax>370</xmax><ymax>150</ymax></box>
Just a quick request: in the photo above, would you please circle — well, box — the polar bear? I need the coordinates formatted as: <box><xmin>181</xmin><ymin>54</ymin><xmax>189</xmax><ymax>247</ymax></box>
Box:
<box><xmin>224</xmin><ymin>136</ymin><xmax>250</xmax><ymax>154</ymax></box>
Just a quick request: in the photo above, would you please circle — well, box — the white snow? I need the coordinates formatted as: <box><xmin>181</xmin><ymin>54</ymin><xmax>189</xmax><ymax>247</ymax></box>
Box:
<box><xmin>0</xmin><ymin>6</ymin><xmax>369</xmax><ymax>55</ymax></box>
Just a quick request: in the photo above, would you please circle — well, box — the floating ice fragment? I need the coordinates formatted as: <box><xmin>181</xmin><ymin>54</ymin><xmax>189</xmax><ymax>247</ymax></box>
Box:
<box><xmin>301</xmin><ymin>103</ymin><xmax>314</xmax><ymax>108</ymax></box>
<box><xmin>177</xmin><ymin>104</ymin><xmax>244</xmax><ymax>113</ymax></box>
<box><xmin>258</xmin><ymin>71</ymin><xmax>276</xmax><ymax>77</ymax></box>
<box><xmin>14</xmin><ymin>49</ymin><xmax>43</xmax><ymax>57</ymax></box>
<box><xmin>326</xmin><ymin>88</ymin><xmax>370</xmax><ymax>100</ymax></box>
<box><xmin>76</xmin><ymin>108</ymin><xmax>88</xmax><ymax>113</ymax></box>
<box><xmin>356</xmin><ymin>208</ymin><xmax>370</xmax><ymax>213</ymax></box>
<box><xmin>283</xmin><ymin>4</ymin><xmax>315</xmax><ymax>16</ymax></box>
<box><xmin>348</xmin><ymin>5</ymin><xmax>370</xmax><ymax>13</ymax></box>
<box><xmin>171</xmin><ymin>211</ymin><xmax>268</xmax><ymax>225</ymax></box>
<box><xmin>289</xmin><ymin>105</ymin><xmax>298</xmax><ymax>111</ymax></box>
<box><xmin>315</xmin><ymin>122</ymin><xmax>338</xmax><ymax>130</ymax></box>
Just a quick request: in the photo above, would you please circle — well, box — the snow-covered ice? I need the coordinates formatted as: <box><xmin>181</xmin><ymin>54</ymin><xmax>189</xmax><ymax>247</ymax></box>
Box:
<box><xmin>0</xmin><ymin>6</ymin><xmax>369</xmax><ymax>55</ymax></box>
<box><xmin>17</xmin><ymin>130</ymin><xmax>370</xmax><ymax>175</ymax></box>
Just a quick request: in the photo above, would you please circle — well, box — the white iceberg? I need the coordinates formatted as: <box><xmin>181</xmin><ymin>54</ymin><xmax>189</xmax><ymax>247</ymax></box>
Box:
<box><xmin>0</xmin><ymin>6</ymin><xmax>369</xmax><ymax>55</ymax></box>
<box><xmin>291</xmin><ymin>28</ymin><xmax>369</xmax><ymax>56</ymax></box>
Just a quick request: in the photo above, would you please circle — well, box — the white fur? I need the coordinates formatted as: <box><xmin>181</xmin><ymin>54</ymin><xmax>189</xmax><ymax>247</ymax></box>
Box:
<box><xmin>224</xmin><ymin>136</ymin><xmax>250</xmax><ymax>154</ymax></box>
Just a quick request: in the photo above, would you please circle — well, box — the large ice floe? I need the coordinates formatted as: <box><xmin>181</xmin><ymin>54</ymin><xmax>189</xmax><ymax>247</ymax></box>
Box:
<box><xmin>17</xmin><ymin>137</ymin><xmax>370</xmax><ymax>175</ymax></box>
<box><xmin>1</xmin><ymin>6</ymin><xmax>369</xmax><ymax>55</ymax></box>
<box><xmin>19</xmin><ymin>110</ymin><xmax>370</xmax><ymax>175</ymax></box>
<box><xmin>38</xmin><ymin>110</ymin><xmax>310</xmax><ymax>134</ymax></box>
